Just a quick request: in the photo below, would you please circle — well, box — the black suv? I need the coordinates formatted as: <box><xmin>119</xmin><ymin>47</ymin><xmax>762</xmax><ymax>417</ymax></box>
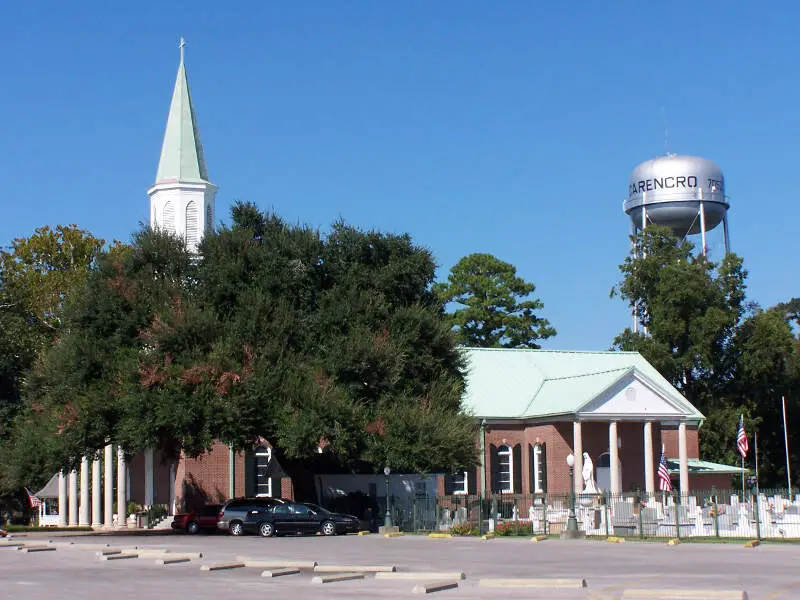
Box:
<box><xmin>217</xmin><ymin>497</ymin><xmax>289</xmax><ymax>536</ymax></box>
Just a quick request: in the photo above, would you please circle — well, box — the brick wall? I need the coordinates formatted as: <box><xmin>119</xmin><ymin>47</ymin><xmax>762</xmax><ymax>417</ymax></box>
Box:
<box><xmin>478</xmin><ymin>420</ymin><xmax>699</xmax><ymax>495</ymax></box>
<box><xmin>128</xmin><ymin>453</ymin><xmax>144</xmax><ymax>505</ymax></box>
<box><xmin>165</xmin><ymin>421</ymin><xmax>705</xmax><ymax>509</ymax></box>
<box><xmin>280</xmin><ymin>477</ymin><xmax>294</xmax><ymax>500</ymax></box>
<box><xmin>690</xmin><ymin>474</ymin><xmax>735</xmax><ymax>491</ymax></box>
<box><xmin>661</xmin><ymin>426</ymin><xmax>700</xmax><ymax>459</ymax></box>
<box><xmin>181</xmin><ymin>442</ymin><xmax>232</xmax><ymax>507</ymax></box>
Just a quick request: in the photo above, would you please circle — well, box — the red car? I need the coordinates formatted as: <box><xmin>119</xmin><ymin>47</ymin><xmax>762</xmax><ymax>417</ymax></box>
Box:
<box><xmin>171</xmin><ymin>504</ymin><xmax>221</xmax><ymax>534</ymax></box>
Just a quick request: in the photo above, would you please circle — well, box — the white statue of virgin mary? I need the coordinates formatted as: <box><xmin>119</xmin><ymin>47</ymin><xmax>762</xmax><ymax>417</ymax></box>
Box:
<box><xmin>582</xmin><ymin>452</ymin><xmax>598</xmax><ymax>493</ymax></box>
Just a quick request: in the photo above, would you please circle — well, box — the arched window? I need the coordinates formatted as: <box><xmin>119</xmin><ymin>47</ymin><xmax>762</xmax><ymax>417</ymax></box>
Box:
<box><xmin>163</xmin><ymin>201</ymin><xmax>175</xmax><ymax>234</ymax></box>
<box><xmin>254</xmin><ymin>446</ymin><xmax>272</xmax><ymax>497</ymax></box>
<box><xmin>497</xmin><ymin>445</ymin><xmax>513</xmax><ymax>493</ymax></box>
<box><xmin>185</xmin><ymin>201</ymin><xmax>200</xmax><ymax>249</ymax></box>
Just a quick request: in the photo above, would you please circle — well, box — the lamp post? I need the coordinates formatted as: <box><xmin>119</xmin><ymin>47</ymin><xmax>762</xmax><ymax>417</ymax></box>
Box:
<box><xmin>564</xmin><ymin>453</ymin><xmax>580</xmax><ymax>536</ymax></box>
<box><xmin>384</xmin><ymin>466</ymin><xmax>393</xmax><ymax>528</ymax></box>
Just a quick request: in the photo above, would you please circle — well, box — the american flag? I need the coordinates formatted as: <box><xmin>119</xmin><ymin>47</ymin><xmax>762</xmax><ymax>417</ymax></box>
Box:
<box><xmin>24</xmin><ymin>488</ymin><xmax>42</xmax><ymax>509</ymax></box>
<box><xmin>737</xmin><ymin>414</ymin><xmax>749</xmax><ymax>459</ymax></box>
<box><xmin>657</xmin><ymin>450</ymin><xmax>672</xmax><ymax>492</ymax></box>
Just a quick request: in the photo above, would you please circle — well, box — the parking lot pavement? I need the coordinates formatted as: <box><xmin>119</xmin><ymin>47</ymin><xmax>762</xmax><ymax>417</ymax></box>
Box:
<box><xmin>1</xmin><ymin>532</ymin><xmax>799</xmax><ymax>599</ymax></box>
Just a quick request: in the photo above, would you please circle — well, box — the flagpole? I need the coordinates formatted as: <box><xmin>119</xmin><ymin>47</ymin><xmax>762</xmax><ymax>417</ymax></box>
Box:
<box><xmin>741</xmin><ymin>454</ymin><xmax>745</xmax><ymax>500</ymax></box>
<box><xmin>755</xmin><ymin>431</ymin><xmax>760</xmax><ymax>499</ymax></box>
<box><xmin>782</xmin><ymin>396</ymin><xmax>792</xmax><ymax>497</ymax></box>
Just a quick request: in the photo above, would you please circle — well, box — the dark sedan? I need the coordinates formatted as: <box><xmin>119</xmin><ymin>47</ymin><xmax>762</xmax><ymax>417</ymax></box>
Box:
<box><xmin>242</xmin><ymin>501</ymin><xmax>360</xmax><ymax>537</ymax></box>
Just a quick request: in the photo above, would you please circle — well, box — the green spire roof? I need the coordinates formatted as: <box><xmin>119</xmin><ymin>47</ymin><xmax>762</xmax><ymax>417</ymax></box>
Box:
<box><xmin>155</xmin><ymin>38</ymin><xmax>209</xmax><ymax>184</ymax></box>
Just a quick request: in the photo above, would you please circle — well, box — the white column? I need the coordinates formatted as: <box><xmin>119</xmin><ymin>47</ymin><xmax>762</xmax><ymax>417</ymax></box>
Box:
<box><xmin>144</xmin><ymin>447</ymin><xmax>154</xmax><ymax>507</ymax></box>
<box><xmin>57</xmin><ymin>471</ymin><xmax>68</xmax><ymax>527</ymax></box>
<box><xmin>609</xmin><ymin>421</ymin><xmax>620</xmax><ymax>496</ymax></box>
<box><xmin>91</xmin><ymin>457</ymin><xmax>102</xmax><ymax>527</ymax></box>
<box><xmin>678</xmin><ymin>422</ymin><xmax>689</xmax><ymax>497</ymax></box>
<box><xmin>169</xmin><ymin>462</ymin><xmax>176</xmax><ymax>515</ymax></box>
<box><xmin>104</xmin><ymin>444</ymin><xmax>114</xmax><ymax>528</ymax></box>
<box><xmin>79</xmin><ymin>456</ymin><xmax>90</xmax><ymax>526</ymax></box>
<box><xmin>68</xmin><ymin>469</ymin><xmax>78</xmax><ymax>526</ymax></box>
<box><xmin>573</xmin><ymin>420</ymin><xmax>583</xmax><ymax>494</ymax></box>
<box><xmin>116</xmin><ymin>447</ymin><xmax>127</xmax><ymax>528</ymax></box>
<box><xmin>644</xmin><ymin>421</ymin><xmax>655</xmax><ymax>496</ymax></box>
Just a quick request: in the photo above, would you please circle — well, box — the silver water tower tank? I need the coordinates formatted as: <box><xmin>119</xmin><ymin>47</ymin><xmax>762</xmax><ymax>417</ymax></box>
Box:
<box><xmin>624</xmin><ymin>154</ymin><xmax>730</xmax><ymax>255</ymax></box>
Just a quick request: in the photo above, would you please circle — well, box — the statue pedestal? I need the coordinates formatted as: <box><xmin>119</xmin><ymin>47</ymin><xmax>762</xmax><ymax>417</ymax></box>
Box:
<box><xmin>559</xmin><ymin>529</ymin><xmax>586</xmax><ymax>540</ymax></box>
<box><xmin>379</xmin><ymin>525</ymin><xmax>399</xmax><ymax>535</ymax></box>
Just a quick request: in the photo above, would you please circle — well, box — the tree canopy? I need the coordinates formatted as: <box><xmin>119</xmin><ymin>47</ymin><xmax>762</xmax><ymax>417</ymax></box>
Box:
<box><xmin>434</xmin><ymin>253</ymin><xmax>555</xmax><ymax>349</ymax></box>
<box><xmin>0</xmin><ymin>225</ymin><xmax>106</xmax><ymax>436</ymax></box>
<box><xmin>612</xmin><ymin>226</ymin><xmax>799</xmax><ymax>486</ymax></box>
<box><xmin>0</xmin><ymin>204</ymin><xmax>477</xmax><ymax>491</ymax></box>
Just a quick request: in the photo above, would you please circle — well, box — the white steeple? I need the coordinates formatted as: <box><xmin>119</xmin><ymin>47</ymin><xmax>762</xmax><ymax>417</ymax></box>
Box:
<box><xmin>147</xmin><ymin>37</ymin><xmax>217</xmax><ymax>252</ymax></box>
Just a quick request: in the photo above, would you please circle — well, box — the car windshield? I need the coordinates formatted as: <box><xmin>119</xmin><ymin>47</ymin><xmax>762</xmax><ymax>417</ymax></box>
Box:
<box><xmin>303</xmin><ymin>503</ymin><xmax>330</xmax><ymax>515</ymax></box>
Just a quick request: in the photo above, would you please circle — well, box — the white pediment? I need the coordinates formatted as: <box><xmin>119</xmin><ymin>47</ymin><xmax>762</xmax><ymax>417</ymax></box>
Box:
<box><xmin>577</xmin><ymin>372</ymin><xmax>686</xmax><ymax>419</ymax></box>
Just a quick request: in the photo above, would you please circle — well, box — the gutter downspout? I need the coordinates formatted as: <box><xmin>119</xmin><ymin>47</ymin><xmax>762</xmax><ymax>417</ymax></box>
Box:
<box><xmin>479</xmin><ymin>419</ymin><xmax>487</xmax><ymax>497</ymax></box>
<box><xmin>228</xmin><ymin>443</ymin><xmax>235</xmax><ymax>499</ymax></box>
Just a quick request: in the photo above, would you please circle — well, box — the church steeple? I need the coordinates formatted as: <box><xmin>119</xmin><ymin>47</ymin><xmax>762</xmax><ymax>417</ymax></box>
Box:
<box><xmin>154</xmin><ymin>37</ymin><xmax>209</xmax><ymax>184</ymax></box>
<box><xmin>147</xmin><ymin>38</ymin><xmax>217</xmax><ymax>252</ymax></box>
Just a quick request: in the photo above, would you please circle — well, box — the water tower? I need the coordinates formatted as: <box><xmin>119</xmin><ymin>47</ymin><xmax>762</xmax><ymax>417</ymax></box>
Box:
<box><xmin>624</xmin><ymin>154</ymin><xmax>731</xmax><ymax>333</ymax></box>
<box><xmin>624</xmin><ymin>154</ymin><xmax>730</xmax><ymax>256</ymax></box>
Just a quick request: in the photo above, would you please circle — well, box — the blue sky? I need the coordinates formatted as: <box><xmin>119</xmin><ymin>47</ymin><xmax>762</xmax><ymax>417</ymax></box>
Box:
<box><xmin>1</xmin><ymin>1</ymin><xmax>797</xmax><ymax>350</ymax></box>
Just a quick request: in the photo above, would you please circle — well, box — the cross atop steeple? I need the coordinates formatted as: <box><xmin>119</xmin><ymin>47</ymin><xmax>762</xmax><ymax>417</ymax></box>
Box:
<box><xmin>179</xmin><ymin>36</ymin><xmax>186</xmax><ymax>64</ymax></box>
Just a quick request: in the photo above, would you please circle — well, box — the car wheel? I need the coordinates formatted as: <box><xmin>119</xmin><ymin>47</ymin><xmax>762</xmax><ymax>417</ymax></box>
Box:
<box><xmin>259</xmin><ymin>522</ymin><xmax>275</xmax><ymax>538</ymax></box>
<box><xmin>230</xmin><ymin>521</ymin><xmax>244</xmax><ymax>536</ymax></box>
<box><xmin>186</xmin><ymin>521</ymin><xmax>200</xmax><ymax>535</ymax></box>
<box><xmin>321</xmin><ymin>521</ymin><xmax>337</xmax><ymax>536</ymax></box>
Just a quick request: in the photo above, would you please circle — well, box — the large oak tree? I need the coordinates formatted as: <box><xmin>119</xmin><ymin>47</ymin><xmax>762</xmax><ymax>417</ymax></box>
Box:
<box><xmin>1</xmin><ymin>204</ymin><xmax>477</xmax><ymax>491</ymax></box>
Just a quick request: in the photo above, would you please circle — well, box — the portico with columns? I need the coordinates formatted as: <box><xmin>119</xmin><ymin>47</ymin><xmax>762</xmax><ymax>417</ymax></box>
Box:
<box><xmin>50</xmin><ymin>444</ymin><xmax>130</xmax><ymax>528</ymax></box>
<box><xmin>44</xmin><ymin>443</ymin><xmax>172</xmax><ymax>528</ymax></box>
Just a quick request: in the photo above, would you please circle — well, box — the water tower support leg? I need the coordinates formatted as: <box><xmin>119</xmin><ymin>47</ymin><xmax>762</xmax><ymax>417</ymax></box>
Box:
<box><xmin>723</xmin><ymin>213</ymin><xmax>730</xmax><ymax>255</ymax></box>
<box><xmin>699</xmin><ymin>202</ymin><xmax>707</xmax><ymax>257</ymax></box>
<box><xmin>631</xmin><ymin>222</ymin><xmax>639</xmax><ymax>334</ymax></box>
<box><xmin>641</xmin><ymin>202</ymin><xmax>647</xmax><ymax>233</ymax></box>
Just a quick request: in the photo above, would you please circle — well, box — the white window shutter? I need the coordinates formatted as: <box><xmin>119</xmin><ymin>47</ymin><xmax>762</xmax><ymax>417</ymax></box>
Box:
<box><xmin>185</xmin><ymin>201</ymin><xmax>199</xmax><ymax>248</ymax></box>
<box><xmin>163</xmin><ymin>201</ymin><xmax>175</xmax><ymax>233</ymax></box>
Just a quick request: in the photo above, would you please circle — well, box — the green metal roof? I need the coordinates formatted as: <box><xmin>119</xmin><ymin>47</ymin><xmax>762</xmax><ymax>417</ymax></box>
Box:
<box><xmin>461</xmin><ymin>347</ymin><xmax>704</xmax><ymax>421</ymax></box>
<box><xmin>154</xmin><ymin>43</ymin><xmax>209</xmax><ymax>184</ymax></box>
<box><xmin>666</xmin><ymin>458</ymin><xmax>747</xmax><ymax>475</ymax></box>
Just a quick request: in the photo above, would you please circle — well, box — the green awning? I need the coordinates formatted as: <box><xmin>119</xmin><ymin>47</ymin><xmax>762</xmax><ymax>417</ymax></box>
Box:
<box><xmin>666</xmin><ymin>458</ymin><xmax>748</xmax><ymax>475</ymax></box>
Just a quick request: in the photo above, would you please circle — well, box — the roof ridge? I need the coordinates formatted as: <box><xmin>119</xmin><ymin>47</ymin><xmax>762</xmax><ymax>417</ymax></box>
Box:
<box><xmin>462</xmin><ymin>347</ymin><xmax>640</xmax><ymax>356</ymax></box>
<box><xmin>543</xmin><ymin>366</ymin><xmax>632</xmax><ymax>381</ymax></box>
